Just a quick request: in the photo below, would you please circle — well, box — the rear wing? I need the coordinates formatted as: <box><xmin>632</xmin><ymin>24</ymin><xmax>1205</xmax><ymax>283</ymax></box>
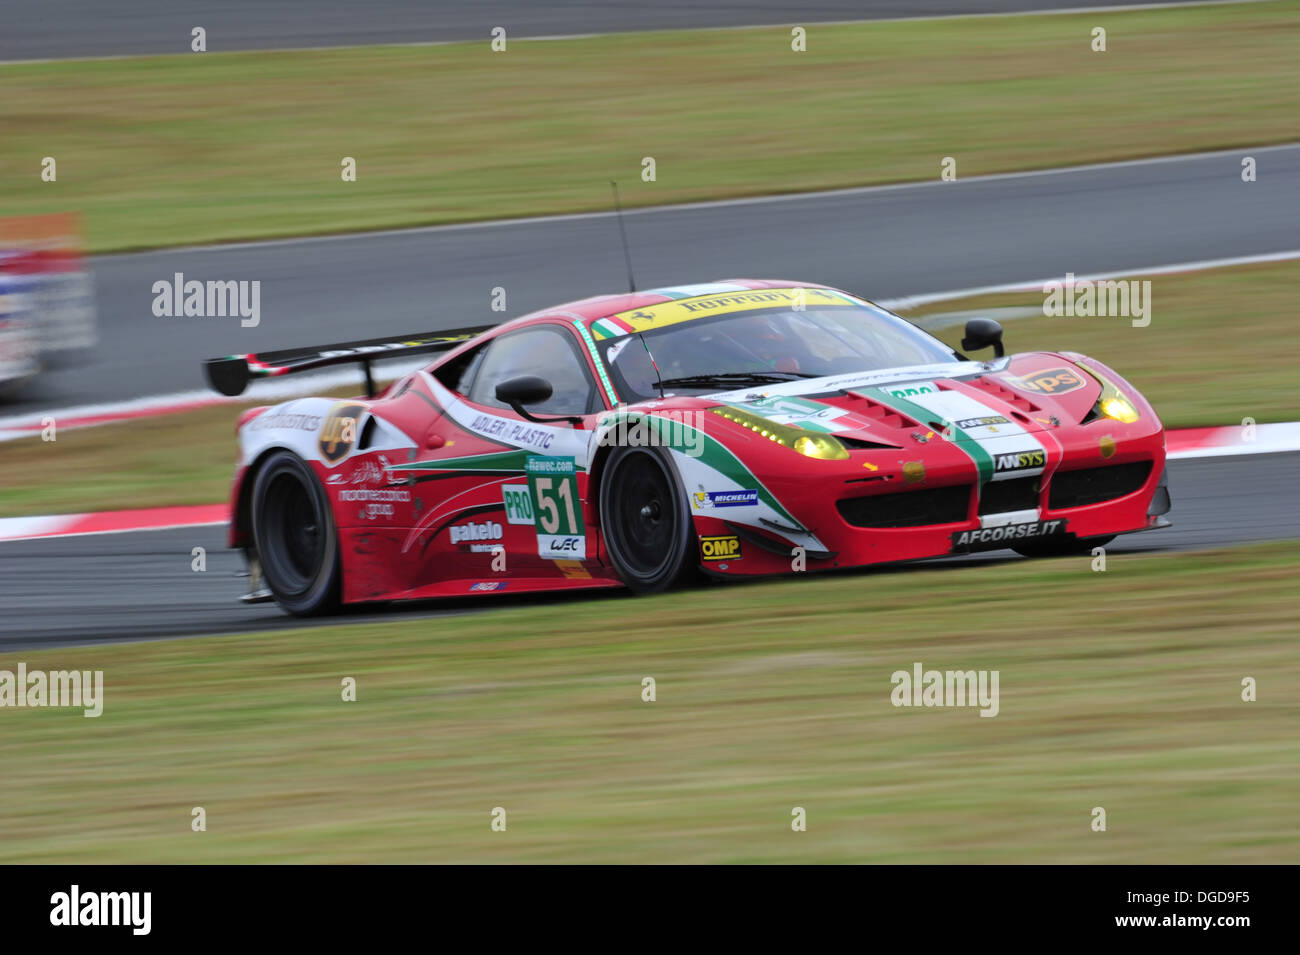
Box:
<box><xmin>203</xmin><ymin>326</ymin><xmax>495</xmax><ymax>397</ymax></box>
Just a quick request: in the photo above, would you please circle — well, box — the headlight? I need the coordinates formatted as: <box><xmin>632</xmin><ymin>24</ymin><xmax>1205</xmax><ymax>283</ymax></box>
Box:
<box><xmin>1099</xmin><ymin>396</ymin><xmax>1139</xmax><ymax>423</ymax></box>
<box><xmin>711</xmin><ymin>407</ymin><xmax>849</xmax><ymax>460</ymax></box>
<box><xmin>1076</xmin><ymin>361</ymin><xmax>1141</xmax><ymax>424</ymax></box>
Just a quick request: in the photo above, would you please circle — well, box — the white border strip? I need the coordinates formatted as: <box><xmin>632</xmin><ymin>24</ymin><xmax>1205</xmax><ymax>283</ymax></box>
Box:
<box><xmin>5</xmin><ymin>247</ymin><xmax>1299</xmax><ymax>444</ymax></box>
<box><xmin>110</xmin><ymin>142</ymin><xmax>1300</xmax><ymax>258</ymax></box>
<box><xmin>0</xmin><ymin>0</ymin><xmax>1274</xmax><ymax>66</ymax></box>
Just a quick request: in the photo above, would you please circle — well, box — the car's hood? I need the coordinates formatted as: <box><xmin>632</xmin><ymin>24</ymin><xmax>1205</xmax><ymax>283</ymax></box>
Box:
<box><xmin>696</xmin><ymin>354</ymin><xmax>1103</xmax><ymax>447</ymax></box>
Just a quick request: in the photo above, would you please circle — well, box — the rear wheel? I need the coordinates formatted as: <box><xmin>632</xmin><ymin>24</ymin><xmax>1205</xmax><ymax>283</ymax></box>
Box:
<box><xmin>251</xmin><ymin>451</ymin><xmax>341</xmax><ymax>615</ymax></box>
<box><xmin>1013</xmin><ymin>534</ymin><xmax>1115</xmax><ymax>558</ymax></box>
<box><xmin>599</xmin><ymin>446</ymin><xmax>695</xmax><ymax>593</ymax></box>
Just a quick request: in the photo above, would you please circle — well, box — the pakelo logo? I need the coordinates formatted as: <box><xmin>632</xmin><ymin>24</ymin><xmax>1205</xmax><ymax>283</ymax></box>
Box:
<box><xmin>994</xmin><ymin>449</ymin><xmax>1045</xmax><ymax>473</ymax></box>
<box><xmin>700</xmin><ymin>535</ymin><xmax>742</xmax><ymax>561</ymax></box>
<box><xmin>1006</xmin><ymin>367</ymin><xmax>1086</xmax><ymax>396</ymax></box>
<box><xmin>449</xmin><ymin>520</ymin><xmax>503</xmax><ymax>545</ymax></box>
<box><xmin>692</xmin><ymin>489</ymin><xmax>759</xmax><ymax>509</ymax></box>
<box><xmin>319</xmin><ymin>402</ymin><xmax>365</xmax><ymax>463</ymax></box>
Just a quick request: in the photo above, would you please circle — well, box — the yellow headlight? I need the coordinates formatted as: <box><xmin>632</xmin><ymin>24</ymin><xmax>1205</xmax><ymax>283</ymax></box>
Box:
<box><xmin>1100</xmin><ymin>397</ymin><xmax>1139</xmax><ymax>423</ymax></box>
<box><xmin>793</xmin><ymin>434</ymin><xmax>850</xmax><ymax>460</ymax></box>
<box><xmin>711</xmin><ymin>407</ymin><xmax>849</xmax><ymax>460</ymax></box>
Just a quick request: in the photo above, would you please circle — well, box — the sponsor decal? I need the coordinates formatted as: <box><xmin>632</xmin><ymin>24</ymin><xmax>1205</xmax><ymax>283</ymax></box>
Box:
<box><xmin>692</xmin><ymin>489</ymin><xmax>759</xmax><ymax>509</ymax></box>
<box><xmin>952</xmin><ymin>519</ymin><xmax>1066</xmax><ymax>549</ymax></box>
<box><xmin>449</xmin><ymin>520</ymin><xmax>503</xmax><ymax>545</ymax></box>
<box><xmin>539</xmin><ymin>534</ymin><xmax>585</xmax><ymax>558</ymax></box>
<box><xmin>954</xmin><ymin>415</ymin><xmax>1008</xmax><ymax>429</ymax></box>
<box><xmin>501</xmin><ymin>483</ymin><xmax>535</xmax><ymax>525</ymax></box>
<box><xmin>700</xmin><ymin>535</ymin><xmax>742</xmax><ymax>561</ymax></box>
<box><xmin>526</xmin><ymin>455</ymin><xmax>586</xmax><ymax>560</ymax></box>
<box><xmin>319</xmin><ymin>402</ymin><xmax>365</xmax><ymax>464</ymax></box>
<box><xmin>885</xmin><ymin>382</ymin><xmax>937</xmax><ymax>398</ymax></box>
<box><xmin>250</xmin><ymin>411</ymin><xmax>322</xmax><ymax>432</ymax></box>
<box><xmin>469</xmin><ymin>413</ymin><xmax>557</xmax><ymax>452</ymax></box>
<box><xmin>1005</xmin><ymin>367</ymin><xmax>1087</xmax><ymax>396</ymax></box>
<box><xmin>469</xmin><ymin>581</ymin><xmax>507</xmax><ymax>592</ymax></box>
<box><xmin>994</xmin><ymin>449</ymin><xmax>1046</xmax><ymax>473</ymax></box>
<box><xmin>593</xmin><ymin>288</ymin><xmax>853</xmax><ymax>339</ymax></box>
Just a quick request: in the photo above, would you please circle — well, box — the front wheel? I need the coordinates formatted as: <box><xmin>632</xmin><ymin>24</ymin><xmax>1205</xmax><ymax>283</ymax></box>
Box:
<box><xmin>251</xmin><ymin>450</ymin><xmax>341</xmax><ymax>615</ymax></box>
<box><xmin>1013</xmin><ymin>534</ymin><xmax>1115</xmax><ymax>558</ymax></box>
<box><xmin>599</xmin><ymin>446</ymin><xmax>696</xmax><ymax>594</ymax></box>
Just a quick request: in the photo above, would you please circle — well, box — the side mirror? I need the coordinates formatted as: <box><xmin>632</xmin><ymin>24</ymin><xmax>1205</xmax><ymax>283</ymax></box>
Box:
<box><xmin>961</xmin><ymin>318</ymin><xmax>1005</xmax><ymax>358</ymax></box>
<box><xmin>495</xmin><ymin>375</ymin><xmax>582</xmax><ymax>425</ymax></box>
<box><xmin>495</xmin><ymin>375</ymin><xmax>553</xmax><ymax>407</ymax></box>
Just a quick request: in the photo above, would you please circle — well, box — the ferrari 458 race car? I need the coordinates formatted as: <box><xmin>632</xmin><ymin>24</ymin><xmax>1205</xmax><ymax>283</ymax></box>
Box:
<box><xmin>204</xmin><ymin>280</ymin><xmax>1170</xmax><ymax>615</ymax></box>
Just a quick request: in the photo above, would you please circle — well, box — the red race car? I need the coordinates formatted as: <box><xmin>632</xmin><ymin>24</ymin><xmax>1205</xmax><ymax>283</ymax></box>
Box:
<box><xmin>204</xmin><ymin>280</ymin><xmax>1170</xmax><ymax>615</ymax></box>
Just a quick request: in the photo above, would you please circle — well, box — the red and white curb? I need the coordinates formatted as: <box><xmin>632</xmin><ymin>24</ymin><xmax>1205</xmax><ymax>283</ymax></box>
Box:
<box><xmin>0</xmin><ymin>504</ymin><xmax>228</xmax><ymax>543</ymax></box>
<box><xmin>0</xmin><ymin>424</ymin><xmax>1295</xmax><ymax>543</ymax></box>
<box><xmin>1166</xmin><ymin>422</ymin><xmax>1300</xmax><ymax>459</ymax></box>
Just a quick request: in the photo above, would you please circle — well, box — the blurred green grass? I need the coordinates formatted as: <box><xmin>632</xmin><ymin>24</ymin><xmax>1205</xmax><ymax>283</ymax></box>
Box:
<box><xmin>0</xmin><ymin>542</ymin><xmax>1295</xmax><ymax>863</ymax></box>
<box><xmin>1</xmin><ymin>2</ymin><xmax>1297</xmax><ymax>251</ymax></box>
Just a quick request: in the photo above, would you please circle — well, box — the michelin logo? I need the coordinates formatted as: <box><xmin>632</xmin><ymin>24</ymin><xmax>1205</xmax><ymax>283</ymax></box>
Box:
<box><xmin>693</xmin><ymin>489</ymin><xmax>759</xmax><ymax>509</ymax></box>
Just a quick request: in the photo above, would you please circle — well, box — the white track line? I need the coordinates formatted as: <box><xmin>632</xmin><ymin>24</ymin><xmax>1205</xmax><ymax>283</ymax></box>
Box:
<box><xmin>5</xmin><ymin>249</ymin><xmax>1300</xmax><ymax>445</ymax></box>
<box><xmin>0</xmin><ymin>1</ymin><xmax>1274</xmax><ymax>66</ymax></box>
<box><xmin>117</xmin><ymin>142</ymin><xmax>1300</xmax><ymax>258</ymax></box>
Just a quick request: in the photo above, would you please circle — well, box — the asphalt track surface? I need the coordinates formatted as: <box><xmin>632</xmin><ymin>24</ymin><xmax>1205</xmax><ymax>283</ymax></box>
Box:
<box><xmin>2</xmin><ymin>450</ymin><xmax>1297</xmax><ymax>649</ymax></box>
<box><xmin>1</xmin><ymin>0</ymin><xmax>1215</xmax><ymax>61</ymax></box>
<box><xmin>9</xmin><ymin>144</ymin><xmax>1300</xmax><ymax>415</ymax></box>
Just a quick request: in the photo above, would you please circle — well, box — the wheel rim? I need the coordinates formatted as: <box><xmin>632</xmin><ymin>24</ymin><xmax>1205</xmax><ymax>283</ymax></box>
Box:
<box><xmin>608</xmin><ymin>449</ymin><xmax>678</xmax><ymax>579</ymax></box>
<box><xmin>260</xmin><ymin>468</ymin><xmax>326</xmax><ymax>596</ymax></box>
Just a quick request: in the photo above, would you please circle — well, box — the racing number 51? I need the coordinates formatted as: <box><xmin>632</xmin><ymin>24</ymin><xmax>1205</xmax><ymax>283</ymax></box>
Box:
<box><xmin>532</xmin><ymin>476</ymin><xmax>579</xmax><ymax>536</ymax></box>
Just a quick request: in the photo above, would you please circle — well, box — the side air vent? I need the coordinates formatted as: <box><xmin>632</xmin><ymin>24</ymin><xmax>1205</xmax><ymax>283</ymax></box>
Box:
<box><xmin>837</xmin><ymin>485</ymin><xmax>971</xmax><ymax>528</ymax></box>
<box><xmin>978</xmin><ymin>477</ymin><xmax>1040</xmax><ymax>515</ymax></box>
<box><xmin>1049</xmin><ymin>462</ymin><xmax>1152</xmax><ymax>509</ymax></box>
<box><xmin>970</xmin><ymin>376</ymin><xmax>1042</xmax><ymax>415</ymax></box>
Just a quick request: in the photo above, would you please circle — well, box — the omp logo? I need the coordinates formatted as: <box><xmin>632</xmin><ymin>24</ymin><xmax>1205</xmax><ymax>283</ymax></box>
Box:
<box><xmin>954</xmin><ymin>415</ymin><xmax>1008</xmax><ymax>429</ymax></box>
<box><xmin>1010</xmin><ymin>368</ymin><xmax>1086</xmax><ymax>395</ymax></box>
<box><xmin>995</xmin><ymin>449</ymin><xmax>1045</xmax><ymax>472</ymax></box>
<box><xmin>319</xmin><ymin>402</ymin><xmax>365</xmax><ymax>463</ymax></box>
<box><xmin>449</xmin><ymin>520</ymin><xmax>503</xmax><ymax>545</ymax></box>
<box><xmin>700</xmin><ymin>535</ymin><xmax>742</xmax><ymax>561</ymax></box>
<box><xmin>887</xmin><ymin>383</ymin><xmax>936</xmax><ymax>398</ymax></box>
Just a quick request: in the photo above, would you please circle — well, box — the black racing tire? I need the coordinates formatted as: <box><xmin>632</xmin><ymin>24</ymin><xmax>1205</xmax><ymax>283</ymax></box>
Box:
<box><xmin>250</xmin><ymin>450</ymin><xmax>341</xmax><ymax>616</ymax></box>
<box><xmin>599</xmin><ymin>445</ymin><xmax>696</xmax><ymax>594</ymax></box>
<box><xmin>1012</xmin><ymin>534</ymin><xmax>1115</xmax><ymax>558</ymax></box>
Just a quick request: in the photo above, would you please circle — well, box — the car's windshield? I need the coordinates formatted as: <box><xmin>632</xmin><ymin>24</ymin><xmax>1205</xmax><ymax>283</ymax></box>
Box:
<box><xmin>596</xmin><ymin>301</ymin><xmax>959</xmax><ymax>401</ymax></box>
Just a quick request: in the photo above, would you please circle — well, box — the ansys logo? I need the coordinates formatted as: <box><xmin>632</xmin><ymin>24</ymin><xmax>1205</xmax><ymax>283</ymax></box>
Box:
<box><xmin>995</xmin><ymin>449</ymin><xmax>1045</xmax><ymax>473</ymax></box>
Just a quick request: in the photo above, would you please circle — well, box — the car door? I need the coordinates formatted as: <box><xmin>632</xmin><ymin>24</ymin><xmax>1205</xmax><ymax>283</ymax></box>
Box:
<box><xmin>398</xmin><ymin>321</ymin><xmax>607</xmax><ymax>591</ymax></box>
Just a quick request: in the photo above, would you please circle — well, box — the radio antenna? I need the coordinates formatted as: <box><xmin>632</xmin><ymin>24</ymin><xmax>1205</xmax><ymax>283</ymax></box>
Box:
<box><xmin>609</xmin><ymin>181</ymin><xmax>637</xmax><ymax>293</ymax></box>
